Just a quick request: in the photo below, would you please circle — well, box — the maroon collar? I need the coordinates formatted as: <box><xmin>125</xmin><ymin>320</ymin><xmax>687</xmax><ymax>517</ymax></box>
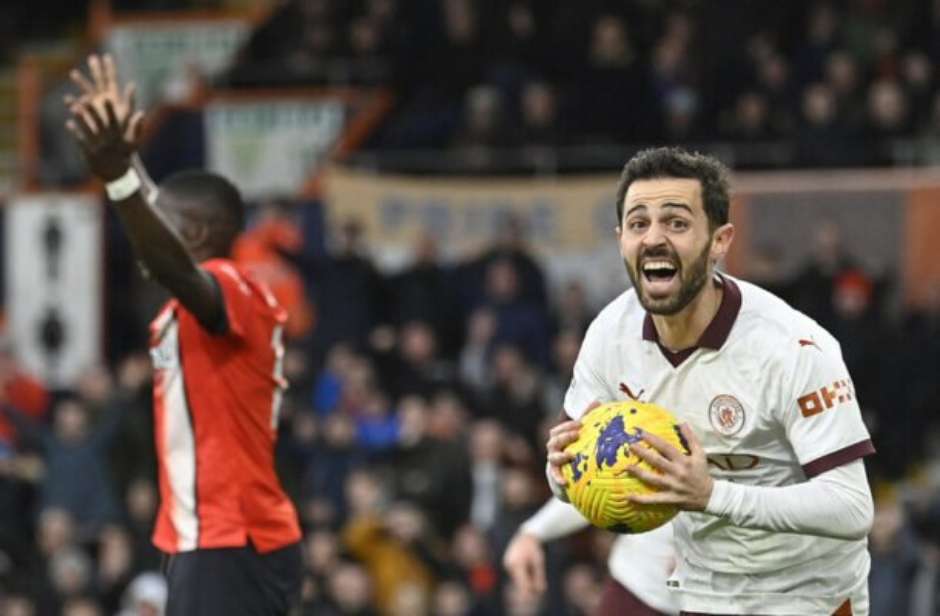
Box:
<box><xmin>642</xmin><ymin>276</ymin><xmax>742</xmax><ymax>366</ymax></box>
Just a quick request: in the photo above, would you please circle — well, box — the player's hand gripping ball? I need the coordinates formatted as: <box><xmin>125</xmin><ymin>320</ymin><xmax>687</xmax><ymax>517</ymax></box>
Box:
<box><xmin>562</xmin><ymin>401</ymin><xmax>690</xmax><ymax>533</ymax></box>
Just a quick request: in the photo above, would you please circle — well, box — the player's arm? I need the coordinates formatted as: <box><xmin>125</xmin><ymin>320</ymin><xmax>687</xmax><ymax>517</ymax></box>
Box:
<box><xmin>65</xmin><ymin>54</ymin><xmax>224</xmax><ymax>332</ymax></box>
<box><xmin>131</xmin><ymin>152</ymin><xmax>159</xmax><ymax>203</ymax></box>
<box><xmin>627</xmin><ymin>336</ymin><xmax>875</xmax><ymax>540</ymax></box>
<box><xmin>707</xmin><ymin>335</ymin><xmax>876</xmax><ymax>539</ymax></box>
<box><xmin>703</xmin><ymin>459</ymin><xmax>872</xmax><ymax>539</ymax></box>
<box><xmin>706</xmin><ymin>337</ymin><xmax>876</xmax><ymax>539</ymax></box>
<box><xmin>627</xmin><ymin>425</ymin><xmax>873</xmax><ymax>540</ymax></box>
<box><xmin>504</xmin><ymin>498</ymin><xmax>590</xmax><ymax>597</ymax></box>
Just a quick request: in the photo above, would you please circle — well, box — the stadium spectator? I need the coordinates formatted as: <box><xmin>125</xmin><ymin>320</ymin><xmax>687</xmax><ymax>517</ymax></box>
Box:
<box><xmin>482</xmin><ymin>345</ymin><xmax>545</xmax><ymax>450</ymax></box>
<box><xmin>233</xmin><ymin>199</ymin><xmax>315</xmax><ymax>339</ymax></box>
<box><xmin>721</xmin><ymin>91</ymin><xmax>777</xmax><ymax>142</ymax></box>
<box><xmin>390</xmin><ymin>233</ymin><xmax>459</xmax><ymax>354</ymax></box>
<box><xmin>825</xmin><ymin>50</ymin><xmax>866</xmax><ymax>130</ymax></box>
<box><xmin>791</xmin><ymin>220</ymin><xmax>858</xmax><ymax>328</ymax></box>
<box><xmin>298</xmin><ymin>411</ymin><xmax>365</xmax><ymax>521</ymax></box>
<box><xmin>477</xmin><ymin>261</ymin><xmax>550</xmax><ymax>368</ymax></box>
<box><xmin>342</xmin><ymin>478</ymin><xmax>437</xmax><ymax>616</ymax></box>
<box><xmin>467</xmin><ymin>420</ymin><xmax>505</xmax><ymax>532</ymax></box>
<box><xmin>517</xmin><ymin>82</ymin><xmax>564</xmax><ymax>150</ymax></box>
<box><xmin>458</xmin><ymin>308</ymin><xmax>497</xmax><ymax>396</ymax></box>
<box><xmin>376</xmin><ymin>321</ymin><xmax>456</xmax><ymax>401</ymax></box>
<box><xmin>869</xmin><ymin>496</ymin><xmax>919</xmax><ymax>616</ymax></box>
<box><xmin>3</xmin><ymin>398</ymin><xmax>123</xmax><ymax>538</ymax></box>
<box><xmin>541</xmin><ymin>330</ymin><xmax>581</xmax><ymax>419</ymax></box>
<box><xmin>116</xmin><ymin>571</ymin><xmax>167</xmax><ymax>616</ymax></box>
<box><xmin>388</xmin><ymin>395</ymin><xmax>472</xmax><ymax>539</ymax></box>
<box><xmin>866</xmin><ymin>78</ymin><xmax>914</xmax><ymax>163</ymax></box>
<box><xmin>450</xmin><ymin>524</ymin><xmax>499</xmax><ymax>611</ymax></box>
<box><xmin>297</xmin><ymin>218</ymin><xmax>389</xmax><ymax>362</ymax></box>
<box><xmin>452</xmin><ymin>85</ymin><xmax>514</xmax><ymax>169</ymax></box>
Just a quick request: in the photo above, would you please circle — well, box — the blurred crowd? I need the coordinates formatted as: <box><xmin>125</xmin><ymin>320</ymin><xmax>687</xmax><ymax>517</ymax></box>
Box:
<box><xmin>20</xmin><ymin>1</ymin><xmax>940</xmax><ymax>189</ymax></box>
<box><xmin>28</xmin><ymin>0</ymin><xmax>940</xmax><ymax>185</ymax></box>
<box><xmin>217</xmin><ymin>0</ymin><xmax>940</xmax><ymax>168</ymax></box>
<box><xmin>1</xmin><ymin>204</ymin><xmax>939</xmax><ymax>616</ymax></box>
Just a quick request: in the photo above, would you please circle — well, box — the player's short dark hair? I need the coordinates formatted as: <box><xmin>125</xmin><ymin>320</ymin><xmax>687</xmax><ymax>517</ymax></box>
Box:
<box><xmin>161</xmin><ymin>170</ymin><xmax>245</xmax><ymax>253</ymax></box>
<box><xmin>615</xmin><ymin>147</ymin><xmax>731</xmax><ymax>230</ymax></box>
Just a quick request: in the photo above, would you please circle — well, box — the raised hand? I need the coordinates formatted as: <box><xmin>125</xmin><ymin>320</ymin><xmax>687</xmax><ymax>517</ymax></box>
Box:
<box><xmin>64</xmin><ymin>54</ymin><xmax>145</xmax><ymax>182</ymax></box>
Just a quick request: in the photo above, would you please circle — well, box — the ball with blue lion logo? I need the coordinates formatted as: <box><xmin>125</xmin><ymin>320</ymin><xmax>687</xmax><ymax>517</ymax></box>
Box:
<box><xmin>562</xmin><ymin>401</ymin><xmax>689</xmax><ymax>533</ymax></box>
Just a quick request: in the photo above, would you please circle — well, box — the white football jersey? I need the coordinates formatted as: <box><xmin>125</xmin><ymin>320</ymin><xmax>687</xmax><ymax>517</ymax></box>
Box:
<box><xmin>564</xmin><ymin>275</ymin><xmax>874</xmax><ymax>615</ymax></box>
<box><xmin>609</xmin><ymin>524</ymin><xmax>679</xmax><ymax>614</ymax></box>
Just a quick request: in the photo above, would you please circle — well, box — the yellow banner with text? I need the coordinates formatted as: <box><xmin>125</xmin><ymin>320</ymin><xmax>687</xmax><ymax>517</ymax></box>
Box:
<box><xmin>324</xmin><ymin>166</ymin><xmax>621</xmax><ymax>256</ymax></box>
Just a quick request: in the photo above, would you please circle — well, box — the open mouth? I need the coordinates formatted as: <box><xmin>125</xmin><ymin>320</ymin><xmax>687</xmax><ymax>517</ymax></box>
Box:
<box><xmin>641</xmin><ymin>260</ymin><xmax>678</xmax><ymax>284</ymax></box>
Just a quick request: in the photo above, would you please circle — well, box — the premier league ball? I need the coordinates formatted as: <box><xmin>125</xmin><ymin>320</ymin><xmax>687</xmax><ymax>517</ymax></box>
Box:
<box><xmin>561</xmin><ymin>401</ymin><xmax>689</xmax><ymax>533</ymax></box>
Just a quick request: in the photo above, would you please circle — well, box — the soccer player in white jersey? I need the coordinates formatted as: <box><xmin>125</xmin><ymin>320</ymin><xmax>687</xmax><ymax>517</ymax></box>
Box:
<box><xmin>504</xmin><ymin>499</ymin><xmax>678</xmax><ymax>615</ymax></box>
<box><xmin>545</xmin><ymin>147</ymin><xmax>875</xmax><ymax>616</ymax></box>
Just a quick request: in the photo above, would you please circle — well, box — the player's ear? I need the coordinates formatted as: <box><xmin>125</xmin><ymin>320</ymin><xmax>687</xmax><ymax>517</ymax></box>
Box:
<box><xmin>193</xmin><ymin>222</ymin><xmax>212</xmax><ymax>249</ymax></box>
<box><xmin>710</xmin><ymin>223</ymin><xmax>734</xmax><ymax>262</ymax></box>
<box><xmin>180</xmin><ymin>220</ymin><xmax>211</xmax><ymax>250</ymax></box>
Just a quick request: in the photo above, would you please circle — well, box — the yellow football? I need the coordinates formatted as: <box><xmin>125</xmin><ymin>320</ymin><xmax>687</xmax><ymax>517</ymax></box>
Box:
<box><xmin>562</xmin><ymin>400</ymin><xmax>689</xmax><ymax>533</ymax></box>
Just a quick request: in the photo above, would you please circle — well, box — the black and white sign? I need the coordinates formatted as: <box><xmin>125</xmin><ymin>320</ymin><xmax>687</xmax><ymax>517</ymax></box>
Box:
<box><xmin>5</xmin><ymin>194</ymin><xmax>102</xmax><ymax>387</ymax></box>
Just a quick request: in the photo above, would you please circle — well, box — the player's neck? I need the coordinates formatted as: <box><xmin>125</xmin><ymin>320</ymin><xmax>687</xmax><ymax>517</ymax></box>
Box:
<box><xmin>193</xmin><ymin>248</ymin><xmax>226</xmax><ymax>264</ymax></box>
<box><xmin>651</xmin><ymin>278</ymin><xmax>723</xmax><ymax>352</ymax></box>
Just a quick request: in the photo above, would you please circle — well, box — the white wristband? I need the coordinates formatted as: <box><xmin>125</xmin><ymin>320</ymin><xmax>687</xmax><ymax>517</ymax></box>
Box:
<box><xmin>105</xmin><ymin>167</ymin><xmax>142</xmax><ymax>201</ymax></box>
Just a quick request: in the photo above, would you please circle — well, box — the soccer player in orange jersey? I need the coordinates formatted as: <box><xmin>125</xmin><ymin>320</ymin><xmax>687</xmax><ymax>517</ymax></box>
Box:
<box><xmin>65</xmin><ymin>54</ymin><xmax>302</xmax><ymax>616</ymax></box>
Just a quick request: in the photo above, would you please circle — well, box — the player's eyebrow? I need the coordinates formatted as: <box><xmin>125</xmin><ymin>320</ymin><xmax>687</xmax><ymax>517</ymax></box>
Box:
<box><xmin>662</xmin><ymin>202</ymin><xmax>694</xmax><ymax>215</ymax></box>
<box><xmin>625</xmin><ymin>203</ymin><xmax>648</xmax><ymax>217</ymax></box>
<box><xmin>625</xmin><ymin>201</ymin><xmax>694</xmax><ymax>217</ymax></box>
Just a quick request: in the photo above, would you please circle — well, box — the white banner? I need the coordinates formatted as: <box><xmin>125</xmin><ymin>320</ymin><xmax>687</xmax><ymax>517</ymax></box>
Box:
<box><xmin>105</xmin><ymin>18</ymin><xmax>251</xmax><ymax>106</ymax></box>
<box><xmin>5</xmin><ymin>194</ymin><xmax>103</xmax><ymax>388</ymax></box>
<box><xmin>206</xmin><ymin>98</ymin><xmax>346</xmax><ymax>199</ymax></box>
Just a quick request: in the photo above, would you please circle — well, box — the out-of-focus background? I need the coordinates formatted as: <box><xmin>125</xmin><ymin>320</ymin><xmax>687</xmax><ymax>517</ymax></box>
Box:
<box><xmin>0</xmin><ymin>1</ymin><xmax>939</xmax><ymax>615</ymax></box>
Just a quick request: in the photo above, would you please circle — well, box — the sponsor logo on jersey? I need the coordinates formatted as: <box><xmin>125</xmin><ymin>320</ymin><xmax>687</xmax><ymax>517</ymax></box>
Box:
<box><xmin>797</xmin><ymin>378</ymin><xmax>854</xmax><ymax>417</ymax></box>
<box><xmin>150</xmin><ymin>343</ymin><xmax>177</xmax><ymax>371</ymax></box>
<box><xmin>150</xmin><ymin>316</ymin><xmax>178</xmax><ymax>371</ymax></box>
<box><xmin>706</xmin><ymin>453</ymin><xmax>761</xmax><ymax>471</ymax></box>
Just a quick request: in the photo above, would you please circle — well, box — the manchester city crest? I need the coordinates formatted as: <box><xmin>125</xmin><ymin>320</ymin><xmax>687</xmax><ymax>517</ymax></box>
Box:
<box><xmin>708</xmin><ymin>394</ymin><xmax>746</xmax><ymax>437</ymax></box>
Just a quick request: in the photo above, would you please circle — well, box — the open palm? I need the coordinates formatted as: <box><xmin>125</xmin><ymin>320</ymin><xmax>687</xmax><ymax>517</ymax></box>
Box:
<box><xmin>64</xmin><ymin>54</ymin><xmax>145</xmax><ymax>181</ymax></box>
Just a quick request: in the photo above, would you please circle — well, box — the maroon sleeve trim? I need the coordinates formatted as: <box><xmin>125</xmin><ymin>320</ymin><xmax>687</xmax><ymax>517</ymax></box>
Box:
<box><xmin>802</xmin><ymin>439</ymin><xmax>876</xmax><ymax>478</ymax></box>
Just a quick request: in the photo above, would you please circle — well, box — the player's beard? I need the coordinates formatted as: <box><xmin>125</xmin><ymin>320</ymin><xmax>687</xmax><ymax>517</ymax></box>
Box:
<box><xmin>625</xmin><ymin>238</ymin><xmax>712</xmax><ymax>316</ymax></box>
